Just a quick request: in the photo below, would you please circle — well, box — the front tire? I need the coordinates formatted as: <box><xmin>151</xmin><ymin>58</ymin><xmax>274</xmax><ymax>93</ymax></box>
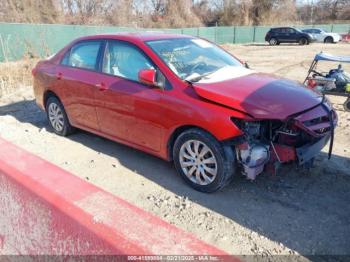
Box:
<box><xmin>173</xmin><ymin>129</ymin><xmax>235</xmax><ymax>193</ymax></box>
<box><xmin>299</xmin><ymin>38</ymin><xmax>308</xmax><ymax>45</ymax></box>
<box><xmin>46</xmin><ymin>96</ymin><xmax>74</xmax><ymax>136</ymax></box>
<box><xmin>324</xmin><ymin>36</ymin><xmax>334</xmax><ymax>44</ymax></box>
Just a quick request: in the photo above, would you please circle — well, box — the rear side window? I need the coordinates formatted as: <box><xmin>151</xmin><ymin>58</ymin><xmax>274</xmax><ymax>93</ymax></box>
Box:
<box><xmin>62</xmin><ymin>41</ymin><xmax>101</xmax><ymax>70</ymax></box>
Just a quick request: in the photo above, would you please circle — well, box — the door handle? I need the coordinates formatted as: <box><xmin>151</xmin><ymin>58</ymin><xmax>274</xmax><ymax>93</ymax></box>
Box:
<box><xmin>57</xmin><ymin>72</ymin><xmax>62</xmax><ymax>80</ymax></box>
<box><xmin>96</xmin><ymin>83</ymin><xmax>108</xmax><ymax>91</ymax></box>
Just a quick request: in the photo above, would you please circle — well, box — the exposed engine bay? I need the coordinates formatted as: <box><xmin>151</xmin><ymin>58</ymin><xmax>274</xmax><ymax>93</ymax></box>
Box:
<box><xmin>233</xmin><ymin>99</ymin><xmax>337</xmax><ymax>180</ymax></box>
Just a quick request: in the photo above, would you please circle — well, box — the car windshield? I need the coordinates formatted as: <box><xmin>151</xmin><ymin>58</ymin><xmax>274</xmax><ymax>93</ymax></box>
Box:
<box><xmin>146</xmin><ymin>38</ymin><xmax>243</xmax><ymax>81</ymax></box>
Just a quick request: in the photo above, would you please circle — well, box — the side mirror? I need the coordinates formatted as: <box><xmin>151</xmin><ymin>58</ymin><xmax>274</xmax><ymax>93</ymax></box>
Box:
<box><xmin>138</xmin><ymin>69</ymin><xmax>157</xmax><ymax>86</ymax></box>
<box><xmin>244</xmin><ymin>62</ymin><xmax>250</xmax><ymax>69</ymax></box>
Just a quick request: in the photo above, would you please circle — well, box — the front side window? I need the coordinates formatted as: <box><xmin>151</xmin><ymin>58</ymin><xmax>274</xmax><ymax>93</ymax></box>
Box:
<box><xmin>146</xmin><ymin>38</ymin><xmax>243</xmax><ymax>81</ymax></box>
<box><xmin>102</xmin><ymin>41</ymin><xmax>154</xmax><ymax>81</ymax></box>
<box><xmin>62</xmin><ymin>41</ymin><xmax>101</xmax><ymax>70</ymax></box>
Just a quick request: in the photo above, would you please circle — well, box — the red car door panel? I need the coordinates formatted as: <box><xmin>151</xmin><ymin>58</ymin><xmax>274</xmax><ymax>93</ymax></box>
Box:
<box><xmin>95</xmin><ymin>76</ymin><xmax>163</xmax><ymax>152</ymax></box>
<box><xmin>56</xmin><ymin>66</ymin><xmax>100</xmax><ymax>130</ymax></box>
<box><xmin>51</xmin><ymin>40</ymin><xmax>104</xmax><ymax>131</ymax></box>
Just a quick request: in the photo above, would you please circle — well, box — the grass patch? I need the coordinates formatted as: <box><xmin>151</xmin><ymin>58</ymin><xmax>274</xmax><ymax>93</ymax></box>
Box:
<box><xmin>0</xmin><ymin>59</ymin><xmax>38</xmax><ymax>97</ymax></box>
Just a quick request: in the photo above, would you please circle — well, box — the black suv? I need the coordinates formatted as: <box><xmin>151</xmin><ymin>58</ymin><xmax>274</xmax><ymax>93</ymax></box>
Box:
<box><xmin>265</xmin><ymin>27</ymin><xmax>314</xmax><ymax>45</ymax></box>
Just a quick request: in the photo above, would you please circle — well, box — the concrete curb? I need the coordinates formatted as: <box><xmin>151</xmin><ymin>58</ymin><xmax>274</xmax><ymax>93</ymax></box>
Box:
<box><xmin>0</xmin><ymin>137</ymin><xmax>238</xmax><ymax>259</ymax></box>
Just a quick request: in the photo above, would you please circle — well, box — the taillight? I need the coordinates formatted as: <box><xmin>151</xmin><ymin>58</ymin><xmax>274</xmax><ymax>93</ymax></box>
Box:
<box><xmin>32</xmin><ymin>68</ymin><xmax>37</xmax><ymax>76</ymax></box>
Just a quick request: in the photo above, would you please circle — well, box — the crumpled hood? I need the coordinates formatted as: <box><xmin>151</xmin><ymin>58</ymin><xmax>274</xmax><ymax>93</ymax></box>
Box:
<box><xmin>192</xmin><ymin>72</ymin><xmax>322</xmax><ymax>119</ymax></box>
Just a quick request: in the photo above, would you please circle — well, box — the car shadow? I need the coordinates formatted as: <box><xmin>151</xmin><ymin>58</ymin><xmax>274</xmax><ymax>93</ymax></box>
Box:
<box><xmin>244</xmin><ymin>43</ymin><xmax>308</xmax><ymax>47</ymax></box>
<box><xmin>1</xmin><ymin>99</ymin><xmax>350</xmax><ymax>257</ymax></box>
<box><xmin>244</xmin><ymin>43</ymin><xmax>269</xmax><ymax>47</ymax></box>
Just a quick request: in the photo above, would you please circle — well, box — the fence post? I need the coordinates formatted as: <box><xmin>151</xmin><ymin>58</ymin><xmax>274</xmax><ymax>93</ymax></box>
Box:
<box><xmin>331</xmin><ymin>24</ymin><xmax>334</xmax><ymax>32</ymax></box>
<box><xmin>233</xmin><ymin>26</ymin><xmax>236</xmax><ymax>44</ymax></box>
<box><xmin>215</xmin><ymin>23</ymin><xmax>217</xmax><ymax>43</ymax></box>
<box><xmin>197</xmin><ymin>27</ymin><xmax>199</xmax><ymax>37</ymax></box>
<box><xmin>253</xmin><ymin>26</ymin><xmax>256</xmax><ymax>43</ymax></box>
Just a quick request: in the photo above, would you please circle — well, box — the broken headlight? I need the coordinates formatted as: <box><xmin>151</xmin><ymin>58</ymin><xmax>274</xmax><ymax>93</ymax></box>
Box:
<box><xmin>231</xmin><ymin>118</ymin><xmax>261</xmax><ymax>139</ymax></box>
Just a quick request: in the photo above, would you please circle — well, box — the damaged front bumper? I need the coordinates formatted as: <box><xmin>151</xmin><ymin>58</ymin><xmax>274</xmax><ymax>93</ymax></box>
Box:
<box><xmin>296</xmin><ymin>134</ymin><xmax>330</xmax><ymax>166</ymax></box>
<box><xmin>234</xmin><ymin>99</ymin><xmax>337</xmax><ymax>180</ymax></box>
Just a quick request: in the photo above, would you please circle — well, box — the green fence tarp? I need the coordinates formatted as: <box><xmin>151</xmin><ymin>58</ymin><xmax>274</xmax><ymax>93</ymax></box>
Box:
<box><xmin>0</xmin><ymin>22</ymin><xmax>349</xmax><ymax>62</ymax></box>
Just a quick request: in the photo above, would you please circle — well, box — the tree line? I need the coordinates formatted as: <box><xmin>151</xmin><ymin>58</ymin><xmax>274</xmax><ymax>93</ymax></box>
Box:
<box><xmin>0</xmin><ymin>0</ymin><xmax>349</xmax><ymax>28</ymax></box>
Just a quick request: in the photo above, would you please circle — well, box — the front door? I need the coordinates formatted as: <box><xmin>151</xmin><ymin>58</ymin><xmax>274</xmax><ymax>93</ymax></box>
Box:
<box><xmin>94</xmin><ymin>40</ymin><xmax>165</xmax><ymax>152</ymax></box>
<box><xmin>283</xmin><ymin>28</ymin><xmax>296</xmax><ymax>43</ymax></box>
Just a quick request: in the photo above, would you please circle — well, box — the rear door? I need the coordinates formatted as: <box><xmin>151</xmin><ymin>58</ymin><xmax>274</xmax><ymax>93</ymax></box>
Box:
<box><xmin>56</xmin><ymin>40</ymin><xmax>104</xmax><ymax>130</ymax></box>
<box><xmin>272</xmin><ymin>28</ymin><xmax>281</xmax><ymax>41</ymax></box>
<box><xmin>290</xmin><ymin>28</ymin><xmax>299</xmax><ymax>42</ymax></box>
<box><xmin>277</xmin><ymin>28</ymin><xmax>289</xmax><ymax>42</ymax></box>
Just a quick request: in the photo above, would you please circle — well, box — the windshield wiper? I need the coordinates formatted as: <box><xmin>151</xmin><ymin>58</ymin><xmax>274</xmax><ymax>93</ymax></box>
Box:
<box><xmin>185</xmin><ymin>68</ymin><xmax>221</xmax><ymax>83</ymax></box>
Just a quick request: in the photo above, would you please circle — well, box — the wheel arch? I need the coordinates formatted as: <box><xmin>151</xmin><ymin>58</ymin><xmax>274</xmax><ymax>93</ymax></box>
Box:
<box><xmin>299</xmin><ymin>36</ymin><xmax>308</xmax><ymax>43</ymax></box>
<box><xmin>324</xmin><ymin>36</ymin><xmax>334</xmax><ymax>43</ymax></box>
<box><xmin>43</xmin><ymin>90</ymin><xmax>61</xmax><ymax>110</ymax></box>
<box><xmin>166</xmin><ymin>124</ymin><xmax>240</xmax><ymax>161</ymax></box>
<box><xmin>167</xmin><ymin>125</ymin><xmax>210</xmax><ymax>161</ymax></box>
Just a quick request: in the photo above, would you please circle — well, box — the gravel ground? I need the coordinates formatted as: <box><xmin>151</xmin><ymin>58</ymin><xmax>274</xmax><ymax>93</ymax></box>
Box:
<box><xmin>0</xmin><ymin>43</ymin><xmax>350</xmax><ymax>259</ymax></box>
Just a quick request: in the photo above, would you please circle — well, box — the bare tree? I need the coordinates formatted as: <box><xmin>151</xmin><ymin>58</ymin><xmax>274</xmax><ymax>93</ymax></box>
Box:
<box><xmin>0</xmin><ymin>0</ymin><xmax>348</xmax><ymax>27</ymax></box>
<box><xmin>0</xmin><ymin>0</ymin><xmax>58</xmax><ymax>23</ymax></box>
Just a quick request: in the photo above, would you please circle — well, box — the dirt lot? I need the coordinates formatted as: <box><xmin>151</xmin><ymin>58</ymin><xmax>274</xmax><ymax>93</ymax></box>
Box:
<box><xmin>0</xmin><ymin>43</ymin><xmax>350</xmax><ymax>258</ymax></box>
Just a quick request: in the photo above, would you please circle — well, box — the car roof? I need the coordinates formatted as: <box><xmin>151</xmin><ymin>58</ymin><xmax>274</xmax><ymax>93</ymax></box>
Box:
<box><xmin>270</xmin><ymin>27</ymin><xmax>293</xmax><ymax>29</ymax></box>
<box><xmin>73</xmin><ymin>32</ymin><xmax>194</xmax><ymax>43</ymax></box>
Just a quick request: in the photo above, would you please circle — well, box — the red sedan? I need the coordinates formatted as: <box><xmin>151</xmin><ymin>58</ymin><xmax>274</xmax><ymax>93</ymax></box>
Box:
<box><xmin>33</xmin><ymin>33</ymin><xmax>337</xmax><ymax>192</ymax></box>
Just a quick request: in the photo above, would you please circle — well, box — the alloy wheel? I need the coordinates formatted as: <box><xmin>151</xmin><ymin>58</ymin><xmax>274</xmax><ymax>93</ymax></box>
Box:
<box><xmin>179</xmin><ymin>140</ymin><xmax>218</xmax><ymax>185</ymax></box>
<box><xmin>269</xmin><ymin>38</ymin><xmax>277</xmax><ymax>45</ymax></box>
<box><xmin>48</xmin><ymin>102</ymin><xmax>65</xmax><ymax>132</ymax></box>
<box><xmin>299</xmin><ymin>38</ymin><xmax>307</xmax><ymax>45</ymax></box>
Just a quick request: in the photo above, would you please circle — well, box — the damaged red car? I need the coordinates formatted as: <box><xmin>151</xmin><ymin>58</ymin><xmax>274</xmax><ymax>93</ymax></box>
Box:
<box><xmin>33</xmin><ymin>33</ymin><xmax>337</xmax><ymax>192</ymax></box>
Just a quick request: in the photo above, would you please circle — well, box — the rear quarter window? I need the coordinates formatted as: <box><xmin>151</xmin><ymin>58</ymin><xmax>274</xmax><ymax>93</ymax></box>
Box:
<box><xmin>61</xmin><ymin>41</ymin><xmax>102</xmax><ymax>70</ymax></box>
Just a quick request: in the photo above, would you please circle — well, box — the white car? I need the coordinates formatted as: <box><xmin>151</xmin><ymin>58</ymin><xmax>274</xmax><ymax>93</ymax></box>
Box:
<box><xmin>302</xmin><ymin>28</ymin><xmax>341</xmax><ymax>43</ymax></box>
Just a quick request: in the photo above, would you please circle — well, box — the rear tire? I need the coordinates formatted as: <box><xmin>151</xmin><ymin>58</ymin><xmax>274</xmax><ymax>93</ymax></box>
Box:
<box><xmin>46</xmin><ymin>96</ymin><xmax>75</xmax><ymax>136</ymax></box>
<box><xmin>344</xmin><ymin>98</ymin><xmax>350</xmax><ymax>112</ymax></box>
<box><xmin>269</xmin><ymin>38</ymin><xmax>278</xmax><ymax>46</ymax></box>
<box><xmin>299</xmin><ymin>38</ymin><xmax>308</xmax><ymax>45</ymax></box>
<box><xmin>173</xmin><ymin>128</ymin><xmax>235</xmax><ymax>193</ymax></box>
<box><xmin>324</xmin><ymin>36</ymin><xmax>334</xmax><ymax>44</ymax></box>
